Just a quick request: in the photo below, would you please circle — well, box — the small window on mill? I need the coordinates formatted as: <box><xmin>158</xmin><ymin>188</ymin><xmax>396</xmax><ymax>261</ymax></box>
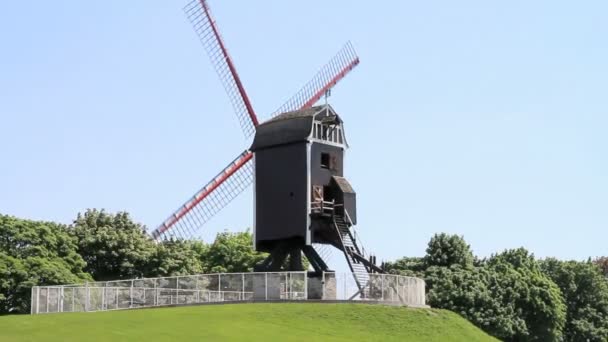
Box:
<box><xmin>321</xmin><ymin>153</ymin><xmax>330</xmax><ymax>169</ymax></box>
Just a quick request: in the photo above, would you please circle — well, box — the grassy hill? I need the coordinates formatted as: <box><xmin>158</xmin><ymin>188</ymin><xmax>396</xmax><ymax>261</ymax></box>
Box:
<box><xmin>0</xmin><ymin>303</ymin><xmax>497</xmax><ymax>342</ymax></box>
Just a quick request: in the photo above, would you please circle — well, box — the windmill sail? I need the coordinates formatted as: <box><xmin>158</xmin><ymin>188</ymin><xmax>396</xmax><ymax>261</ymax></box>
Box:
<box><xmin>185</xmin><ymin>0</ymin><xmax>259</xmax><ymax>138</ymax></box>
<box><xmin>151</xmin><ymin>150</ymin><xmax>253</xmax><ymax>240</ymax></box>
<box><xmin>271</xmin><ymin>42</ymin><xmax>360</xmax><ymax>118</ymax></box>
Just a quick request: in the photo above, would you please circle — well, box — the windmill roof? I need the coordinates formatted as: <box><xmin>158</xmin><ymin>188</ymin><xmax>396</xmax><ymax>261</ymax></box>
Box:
<box><xmin>250</xmin><ymin>105</ymin><xmax>339</xmax><ymax>151</ymax></box>
<box><xmin>266</xmin><ymin>106</ymin><xmax>326</xmax><ymax>123</ymax></box>
<box><xmin>332</xmin><ymin>176</ymin><xmax>355</xmax><ymax>194</ymax></box>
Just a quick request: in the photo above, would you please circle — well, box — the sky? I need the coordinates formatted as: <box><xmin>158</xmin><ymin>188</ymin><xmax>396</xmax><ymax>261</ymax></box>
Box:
<box><xmin>0</xmin><ymin>0</ymin><xmax>606</xmax><ymax>269</ymax></box>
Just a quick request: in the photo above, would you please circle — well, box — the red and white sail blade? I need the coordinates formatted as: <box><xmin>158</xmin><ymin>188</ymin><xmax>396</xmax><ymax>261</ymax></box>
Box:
<box><xmin>151</xmin><ymin>150</ymin><xmax>253</xmax><ymax>240</ymax></box>
<box><xmin>271</xmin><ymin>42</ymin><xmax>360</xmax><ymax>117</ymax></box>
<box><xmin>184</xmin><ymin>0</ymin><xmax>259</xmax><ymax>138</ymax></box>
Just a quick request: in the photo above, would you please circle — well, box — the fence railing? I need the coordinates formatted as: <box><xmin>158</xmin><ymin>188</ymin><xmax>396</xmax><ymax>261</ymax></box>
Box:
<box><xmin>31</xmin><ymin>271</ymin><xmax>426</xmax><ymax>315</ymax></box>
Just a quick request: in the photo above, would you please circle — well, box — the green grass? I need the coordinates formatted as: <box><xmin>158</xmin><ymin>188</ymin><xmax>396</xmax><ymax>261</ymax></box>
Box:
<box><xmin>0</xmin><ymin>303</ymin><xmax>497</xmax><ymax>342</ymax></box>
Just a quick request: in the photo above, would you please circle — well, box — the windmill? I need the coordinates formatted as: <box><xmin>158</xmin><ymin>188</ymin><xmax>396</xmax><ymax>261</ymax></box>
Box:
<box><xmin>150</xmin><ymin>0</ymin><xmax>382</xmax><ymax>295</ymax></box>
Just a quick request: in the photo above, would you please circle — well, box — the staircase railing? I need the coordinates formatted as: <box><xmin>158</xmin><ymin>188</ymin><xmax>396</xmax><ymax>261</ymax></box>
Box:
<box><xmin>333</xmin><ymin>216</ymin><xmax>364</xmax><ymax>291</ymax></box>
<box><xmin>344</xmin><ymin>209</ymin><xmax>365</xmax><ymax>259</ymax></box>
<box><xmin>311</xmin><ymin>200</ymin><xmax>336</xmax><ymax>216</ymax></box>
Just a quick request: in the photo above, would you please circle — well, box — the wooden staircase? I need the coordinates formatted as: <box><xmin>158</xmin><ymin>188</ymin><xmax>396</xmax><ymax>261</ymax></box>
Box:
<box><xmin>333</xmin><ymin>213</ymin><xmax>382</xmax><ymax>298</ymax></box>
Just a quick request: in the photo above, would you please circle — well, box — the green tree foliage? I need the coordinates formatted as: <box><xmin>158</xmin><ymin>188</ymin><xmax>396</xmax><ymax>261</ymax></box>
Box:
<box><xmin>540</xmin><ymin>258</ymin><xmax>608</xmax><ymax>342</ymax></box>
<box><xmin>146</xmin><ymin>239</ymin><xmax>205</xmax><ymax>277</ymax></box>
<box><xmin>486</xmin><ymin>249</ymin><xmax>566</xmax><ymax>341</ymax></box>
<box><xmin>391</xmin><ymin>236</ymin><xmax>568</xmax><ymax>341</ymax></box>
<box><xmin>69</xmin><ymin>210</ymin><xmax>266</xmax><ymax>278</ymax></box>
<box><xmin>69</xmin><ymin>209</ymin><xmax>155</xmax><ymax>281</ymax></box>
<box><xmin>426</xmin><ymin>265</ymin><xmax>526</xmax><ymax>339</ymax></box>
<box><xmin>383</xmin><ymin>257</ymin><xmax>425</xmax><ymax>277</ymax></box>
<box><xmin>424</xmin><ymin>233</ymin><xmax>474</xmax><ymax>269</ymax></box>
<box><xmin>0</xmin><ymin>214</ymin><xmax>90</xmax><ymax>314</ymax></box>
<box><xmin>202</xmin><ymin>231</ymin><xmax>267</xmax><ymax>273</ymax></box>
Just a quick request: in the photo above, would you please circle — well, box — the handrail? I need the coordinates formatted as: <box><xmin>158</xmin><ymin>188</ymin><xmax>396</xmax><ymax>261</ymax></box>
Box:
<box><xmin>344</xmin><ymin>209</ymin><xmax>354</xmax><ymax>227</ymax></box>
<box><xmin>343</xmin><ymin>209</ymin><xmax>365</xmax><ymax>258</ymax></box>
<box><xmin>311</xmin><ymin>200</ymin><xmax>335</xmax><ymax>216</ymax></box>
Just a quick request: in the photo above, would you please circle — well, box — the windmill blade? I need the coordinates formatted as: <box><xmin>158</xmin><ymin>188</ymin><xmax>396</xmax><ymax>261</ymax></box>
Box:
<box><xmin>271</xmin><ymin>42</ymin><xmax>360</xmax><ymax>117</ymax></box>
<box><xmin>184</xmin><ymin>0</ymin><xmax>259</xmax><ymax>138</ymax></box>
<box><xmin>151</xmin><ymin>150</ymin><xmax>253</xmax><ymax>241</ymax></box>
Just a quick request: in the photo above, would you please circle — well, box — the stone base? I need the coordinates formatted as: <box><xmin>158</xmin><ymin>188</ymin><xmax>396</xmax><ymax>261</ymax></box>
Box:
<box><xmin>307</xmin><ymin>274</ymin><xmax>336</xmax><ymax>300</ymax></box>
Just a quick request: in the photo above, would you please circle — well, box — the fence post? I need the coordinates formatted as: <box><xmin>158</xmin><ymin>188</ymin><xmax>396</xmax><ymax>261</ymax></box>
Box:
<box><xmin>288</xmin><ymin>273</ymin><xmax>291</xmax><ymax>300</ymax></box>
<box><xmin>154</xmin><ymin>278</ymin><xmax>158</xmax><ymax>306</ymax></box>
<box><xmin>176</xmin><ymin>276</ymin><xmax>180</xmax><ymax>304</ymax></box>
<box><xmin>265</xmin><ymin>272</ymin><xmax>268</xmax><ymax>301</ymax></box>
<box><xmin>72</xmin><ymin>289</ymin><xmax>75</xmax><ymax>312</ymax></box>
<box><xmin>30</xmin><ymin>287</ymin><xmax>34</xmax><ymax>315</ymax></box>
<box><xmin>218</xmin><ymin>273</ymin><xmax>221</xmax><ymax>299</ymax></box>
<box><xmin>304</xmin><ymin>272</ymin><xmax>308</xmax><ymax>300</ymax></box>
<box><xmin>241</xmin><ymin>273</ymin><xmax>245</xmax><ymax>300</ymax></box>
<box><xmin>322</xmin><ymin>272</ymin><xmax>325</xmax><ymax>300</ymax></box>
<box><xmin>36</xmin><ymin>287</ymin><xmax>40</xmax><ymax>314</ymax></box>
<box><xmin>130</xmin><ymin>280</ymin><xmax>134</xmax><ymax>308</ymax></box>
<box><xmin>381</xmin><ymin>274</ymin><xmax>385</xmax><ymax>301</ymax></box>
<box><xmin>101</xmin><ymin>287</ymin><xmax>105</xmax><ymax>311</ymax></box>
<box><xmin>85</xmin><ymin>285</ymin><xmax>90</xmax><ymax>312</ymax></box>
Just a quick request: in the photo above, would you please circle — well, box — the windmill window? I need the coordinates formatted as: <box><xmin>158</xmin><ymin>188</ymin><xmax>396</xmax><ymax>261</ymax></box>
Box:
<box><xmin>315</xmin><ymin>123</ymin><xmax>321</xmax><ymax>139</ymax></box>
<box><xmin>321</xmin><ymin>153</ymin><xmax>330</xmax><ymax>169</ymax></box>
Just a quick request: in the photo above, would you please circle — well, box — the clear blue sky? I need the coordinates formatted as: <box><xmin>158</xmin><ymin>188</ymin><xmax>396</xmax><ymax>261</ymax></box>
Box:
<box><xmin>1</xmin><ymin>1</ymin><xmax>606</xmax><ymax>266</ymax></box>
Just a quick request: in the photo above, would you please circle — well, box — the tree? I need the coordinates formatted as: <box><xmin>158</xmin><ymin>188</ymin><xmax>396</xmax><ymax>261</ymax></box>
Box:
<box><xmin>540</xmin><ymin>258</ymin><xmax>608</xmax><ymax>342</ymax></box>
<box><xmin>426</xmin><ymin>265</ymin><xmax>527</xmax><ymax>340</ymax></box>
<box><xmin>593</xmin><ymin>257</ymin><xmax>608</xmax><ymax>278</ymax></box>
<box><xmin>390</xmin><ymin>235</ymin><xmax>567</xmax><ymax>342</ymax></box>
<box><xmin>424</xmin><ymin>233</ymin><xmax>474</xmax><ymax>269</ymax></box>
<box><xmin>0</xmin><ymin>254</ymin><xmax>27</xmax><ymax>314</ymax></box>
<box><xmin>145</xmin><ymin>239</ymin><xmax>205</xmax><ymax>277</ymax></box>
<box><xmin>486</xmin><ymin>248</ymin><xmax>566</xmax><ymax>342</ymax></box>
<box><xmin>201</xmin><ymin>231</ymin><xmax>266</xmax><ymax>273</ymax></box>
<box><xmin>69</xmin><ymin>209</ymin><xmax>155</xmax><ymax>280</ymax></box>
<box><xmin>0</xmin><ymin>214</ymin><xmax>90</xmax><ymax>314</ymax></box>
<box><xmin>426</xmin><ymin>257</ymin><xmax>566</xmax><ymax>342</ymax></box>
<box><xmin>383</xmin><ymin>257</ymin><xmax>425</xmax><ymax>277</ymax></box>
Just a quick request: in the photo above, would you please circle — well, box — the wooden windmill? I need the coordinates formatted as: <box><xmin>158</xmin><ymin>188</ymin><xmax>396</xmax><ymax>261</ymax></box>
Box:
<box><xmin>151</xmin><ymin>0</ymin><xmax>382</xmax><ymax>293</ymax></box>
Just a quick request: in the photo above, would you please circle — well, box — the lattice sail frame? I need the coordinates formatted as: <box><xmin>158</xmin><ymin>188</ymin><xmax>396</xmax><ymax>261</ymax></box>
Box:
<box><xmin>151</xmin><ymin>1</ymin><xmax>360</xmax><ymax>241</ymax></box>
<box><xmin>184</xmin><ymin>0</ymin><xmax>259</xmax><ymax>138</ymax></box>
<box><xmin>152</xmin><ymin>151</ymin><xmax>253</xmax><ymax>240</ymax></box>
<box><xmin>271</xmin><ymin>42</ymin><xmax>359</xmax><ymax>117</ymax></box>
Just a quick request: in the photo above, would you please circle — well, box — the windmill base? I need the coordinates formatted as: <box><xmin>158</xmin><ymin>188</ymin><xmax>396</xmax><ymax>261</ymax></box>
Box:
<box><xmin>250</xmin><ymin>271</ymin><xmax>337</xmax><ymax>300</ymax></box>
<box><xmin>254</xmin><ymin>238</ymin><xmax>330</xmax><ymax>273</ymax></box>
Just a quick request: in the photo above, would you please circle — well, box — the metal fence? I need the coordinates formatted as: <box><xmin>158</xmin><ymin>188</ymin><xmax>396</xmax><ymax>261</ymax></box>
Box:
<box><xmin>31</xmin><ymin>272</ymin><xmax>426</xmax><ymax>314</ymax></box>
